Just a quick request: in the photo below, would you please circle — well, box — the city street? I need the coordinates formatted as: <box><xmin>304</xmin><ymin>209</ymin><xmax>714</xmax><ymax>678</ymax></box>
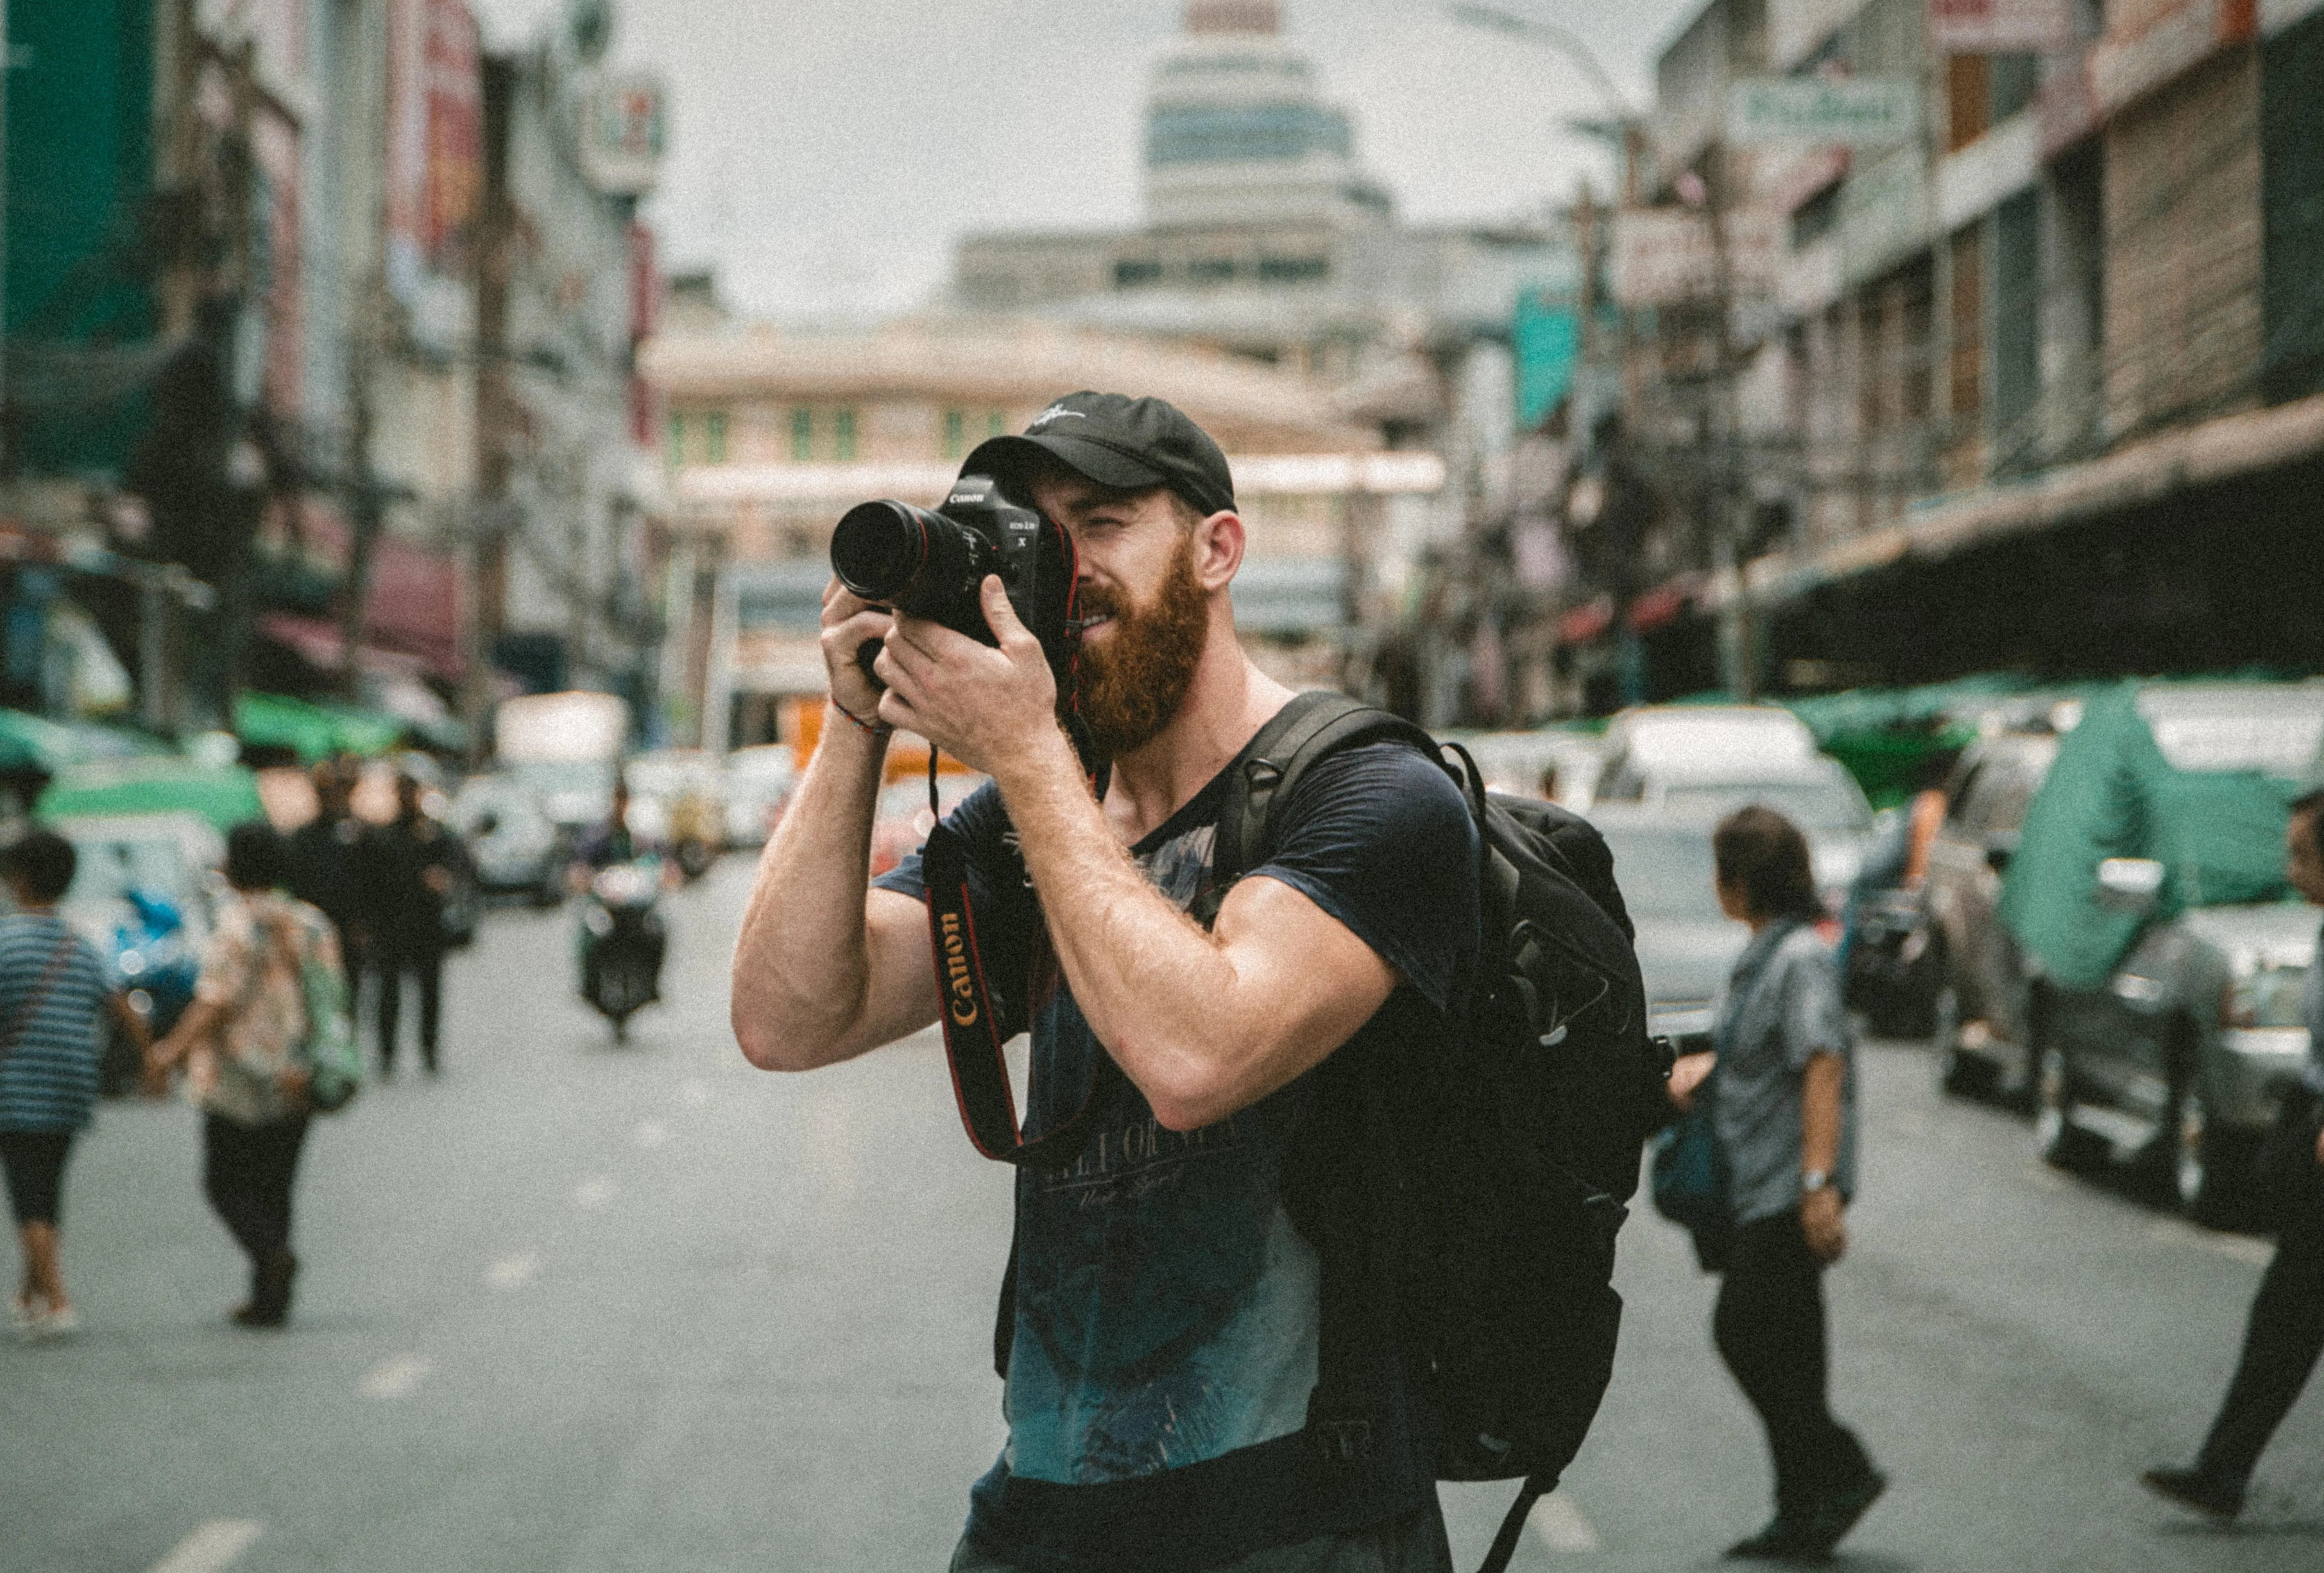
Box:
<box><xmin>7</xmin><ymin>859</ymin><xmax>2323</xmax><ymax>1573</ymax></box>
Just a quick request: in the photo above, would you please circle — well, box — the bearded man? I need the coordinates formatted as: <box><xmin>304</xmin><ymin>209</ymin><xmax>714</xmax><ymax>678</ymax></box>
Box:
<box><xmin>732</xmin><ymin>392</ymin><xmax>1477</xmax><ymax>1573</ymax></box>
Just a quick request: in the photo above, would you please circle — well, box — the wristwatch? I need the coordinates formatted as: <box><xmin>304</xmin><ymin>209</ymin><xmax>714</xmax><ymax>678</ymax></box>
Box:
<box><xmin>1800</xmin><ymin>1169</ymin><xmax>1832</xmax><ymax>1194</ymax></box>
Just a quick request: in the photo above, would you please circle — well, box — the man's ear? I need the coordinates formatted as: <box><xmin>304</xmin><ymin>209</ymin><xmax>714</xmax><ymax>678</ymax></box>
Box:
<box><xmin>1196</xmin><ymin>509</ymin><xmax>1245</xmax><ymax>592</ymax></box>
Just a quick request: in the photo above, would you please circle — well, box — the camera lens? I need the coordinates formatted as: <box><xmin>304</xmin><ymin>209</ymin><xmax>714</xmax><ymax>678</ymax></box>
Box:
<box><xmin>831</xmin><ymin>501</ymin><xmax>931</xmax><ymax>604</ymax></box>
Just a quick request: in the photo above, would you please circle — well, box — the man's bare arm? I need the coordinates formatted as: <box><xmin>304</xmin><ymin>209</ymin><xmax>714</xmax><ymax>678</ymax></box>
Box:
<box><xmin>983</xmin><ymin>722</ymin><xmax>1396</xmax><ymax>1131</ymax></box>
<box><xmin>730</xmin><ymin>585</ymin><xmax>943</xmax><ymax>1071</ymax></box>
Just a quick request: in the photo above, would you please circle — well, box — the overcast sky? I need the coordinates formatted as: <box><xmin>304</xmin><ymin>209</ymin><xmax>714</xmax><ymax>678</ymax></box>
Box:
<box><xmin>474</xmin><ymin>0</ymin><xmax>1706</xmax><ymax>323</ymax></box>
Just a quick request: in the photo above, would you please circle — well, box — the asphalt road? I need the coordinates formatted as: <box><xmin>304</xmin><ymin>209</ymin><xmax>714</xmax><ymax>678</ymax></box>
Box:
<box><xmin>6</xmin><ymin>856</ymin><xmax>2322</xmax><ymax>1573</ymax></box>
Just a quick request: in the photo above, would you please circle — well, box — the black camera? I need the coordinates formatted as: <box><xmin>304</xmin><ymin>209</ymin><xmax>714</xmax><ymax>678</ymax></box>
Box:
<box><xmin>830</xmin><ymin>475</ymin><xmax>1078</xmax><ymax>692</ymax></box>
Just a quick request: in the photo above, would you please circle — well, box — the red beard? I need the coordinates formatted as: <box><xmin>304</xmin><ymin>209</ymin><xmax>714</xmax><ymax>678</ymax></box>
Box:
<box><xmin>1073</xmin><ymin>533</ymin><xmax>1209</xmax><ymax>759</ymax></box>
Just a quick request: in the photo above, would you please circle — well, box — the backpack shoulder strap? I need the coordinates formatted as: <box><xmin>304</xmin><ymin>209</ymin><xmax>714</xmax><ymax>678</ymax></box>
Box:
<box><xmin>1198</xmin><ymin>693</ymin><xmax>1442</xmax><ymax>926</ymax></box>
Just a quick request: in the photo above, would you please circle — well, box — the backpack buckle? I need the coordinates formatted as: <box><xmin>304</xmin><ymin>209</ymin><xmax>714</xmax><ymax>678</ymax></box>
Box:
<box><xmin>1308</xmin><ymin>1414</ymin><xmax>1377</xmax><ymax>1463</ymax></box>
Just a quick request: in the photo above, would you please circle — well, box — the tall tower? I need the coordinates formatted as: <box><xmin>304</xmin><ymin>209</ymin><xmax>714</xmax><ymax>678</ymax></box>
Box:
<box><xmin>1144</xmin><ymin>1</ymin><xmax>1390</xmax><ymax>229</ymax></box>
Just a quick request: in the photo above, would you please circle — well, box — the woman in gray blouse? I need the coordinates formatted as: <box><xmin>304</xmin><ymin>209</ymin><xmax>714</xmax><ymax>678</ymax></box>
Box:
<box><xmin>1688</xmin><ymin>806</ymin><xmax>1885</xmax><ymax>1560</ymax></box>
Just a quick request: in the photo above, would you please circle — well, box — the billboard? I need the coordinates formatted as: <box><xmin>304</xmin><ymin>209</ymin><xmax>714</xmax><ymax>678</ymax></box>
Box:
<box><xmin>1514</xmin><ymin>293</ymin><xmax>1580</xmax><ymax>428</ymax></box>
<box><xmin>385</xmin><ymin>0</ymin><xmax>483</xmax><ymax>305</ymax></box>
<box><xmin>1610</xmin><ymin>209</ymin><xmax>1784</xmax><ymax>306</ymax></box>
<box><xmin>1928</xmin><ymin>0</ymin><xmax>2078</xmax><ymax>53</ymax></box>
<box><xmin>582</xmin><ymin>74</ymin><xmax>668</xmax><ymax>196</ymax></box>
<box><xmin>1727</xmin><ymin>76</ymin><xmax>1920</xmax><ymax>146</ymax></box>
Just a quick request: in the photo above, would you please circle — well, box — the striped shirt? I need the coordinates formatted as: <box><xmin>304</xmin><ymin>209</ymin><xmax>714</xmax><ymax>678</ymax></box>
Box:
<box><xmin>0</xmin><ymin>913</ymin><xmax>113</xmax><ymax>1133</ymax></box>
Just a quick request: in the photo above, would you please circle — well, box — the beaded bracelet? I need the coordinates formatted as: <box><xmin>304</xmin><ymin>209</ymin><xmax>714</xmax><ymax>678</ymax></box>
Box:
<box><xmin>831</xmin><ymin>698</ymin><xmax>893</xmax><ymax>739</ymax></box>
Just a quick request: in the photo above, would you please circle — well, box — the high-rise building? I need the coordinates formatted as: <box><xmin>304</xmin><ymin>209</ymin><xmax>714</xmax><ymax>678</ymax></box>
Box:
<box><xmin>1144</xmin><ymin>0</ymin><xmax>1390</xmax><ymax>230</ymax></box>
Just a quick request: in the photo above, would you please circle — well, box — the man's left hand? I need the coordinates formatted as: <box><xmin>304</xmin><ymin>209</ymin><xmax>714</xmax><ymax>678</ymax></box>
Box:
<box><xmin>1802</xmin><ymin>1186</ymin><xmax>1848</xmax><ymax>1264</ymax></box>
<box><xmin>873</xmin><ymin>576</ymin><xmax>1062</xmax><ymax>780</ymax></box>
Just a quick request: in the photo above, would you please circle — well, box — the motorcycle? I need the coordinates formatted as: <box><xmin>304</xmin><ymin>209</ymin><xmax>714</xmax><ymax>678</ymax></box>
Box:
<box><xmin>578</xmin><ymin>860</ymin><xmax>666</xmax><ymax>1041</ymax></box>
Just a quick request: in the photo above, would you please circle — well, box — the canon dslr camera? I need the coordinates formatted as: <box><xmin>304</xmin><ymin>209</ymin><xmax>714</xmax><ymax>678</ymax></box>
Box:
<box><xmin>830</xmin><ymin>475</ymin><xmax>1078</xmax><ymax>692</ymax></box>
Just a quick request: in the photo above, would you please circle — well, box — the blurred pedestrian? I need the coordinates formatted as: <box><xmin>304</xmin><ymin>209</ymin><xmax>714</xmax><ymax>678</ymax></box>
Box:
<box><xmin>2143</xmin><ymin>788</ymin><xmax>2324</xmax><ymax>1522</ymax></box>
<box><xmin>0</xmin><ymin>832</ymin><xmax>143</xmax><ymax>1340</ymax></box>
<box><xmin>149</xmin><ymin>823</ymin><xmax>343</xmax><ymax>1329</ymax></box>
<box><xmin>1699</xmin><ymin>805</ymin><xmax>1885</xmax><ymax>1560</ymax></box>
<box><xmin>286</xmin><ymin>756</ymin><xmax>373</xmax><ymax>1026</ymax></box>
<box><xmin>364</xmin><ymin>767</ymin><xmax>470</xmax><ymax>1077</ymax></box>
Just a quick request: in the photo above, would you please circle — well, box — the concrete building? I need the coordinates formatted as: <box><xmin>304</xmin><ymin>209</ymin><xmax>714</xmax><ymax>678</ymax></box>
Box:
<box><xmin>640</xmin><ymin>310</ymin><xmax>1443</xmax><ymax>749</ymax></box>
<box><xmin>1571</xmin><ymin>0</ymin><xmax>2324</xmax><ymax>702</ymax></box>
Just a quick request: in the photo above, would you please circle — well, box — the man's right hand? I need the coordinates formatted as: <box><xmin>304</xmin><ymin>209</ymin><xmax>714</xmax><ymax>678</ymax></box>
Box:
<box><xmin>820</xmin><ymin>578</ymin><xmax>894</xmax><ymax>724</ymax></box>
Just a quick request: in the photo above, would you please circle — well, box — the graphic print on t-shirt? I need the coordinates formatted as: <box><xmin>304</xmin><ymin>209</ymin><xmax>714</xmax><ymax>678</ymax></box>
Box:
<box><xmin>1001</xmin><ymin>815</ymin><xmax>1324</xmax><ymax>1485</ymax></box>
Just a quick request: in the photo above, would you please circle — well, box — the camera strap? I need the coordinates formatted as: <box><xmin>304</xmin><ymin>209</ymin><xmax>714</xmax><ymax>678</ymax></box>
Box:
<box><xmin>921</xmin><ymin>748</ymin><xmax>1107</xmax><ymax>1167</ymax></box>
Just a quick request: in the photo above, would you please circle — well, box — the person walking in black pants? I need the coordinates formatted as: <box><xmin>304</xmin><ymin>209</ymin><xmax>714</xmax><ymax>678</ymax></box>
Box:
<box><xmin>2144</xmin><ymin>789</ymin><xmax>2324</xmax><ymax>1521</ymax></box>
<box><xmin>1673</xmin><ymin>807</ymin><xmax>1886</xmax><ymax>1561</ymax></box>
<box><xmin>365</xmin><ymin>767</ymin><xmax>468</xmax><ymax>1075</ymax></box>
<box><xmin>150</xmin><ymin>824</ymin><xmax>344</xmax><ymax>1328</ymax></box>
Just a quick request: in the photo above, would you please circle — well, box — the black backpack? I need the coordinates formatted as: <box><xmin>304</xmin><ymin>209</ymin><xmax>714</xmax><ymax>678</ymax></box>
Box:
<box><xmin>1198</xmin><ymin>693</ymin><xmax>1669</xmax><ymax>1573</ymax></box>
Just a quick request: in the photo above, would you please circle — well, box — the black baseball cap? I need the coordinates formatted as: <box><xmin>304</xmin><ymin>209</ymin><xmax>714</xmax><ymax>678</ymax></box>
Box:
<box><xmin>962</xmin><ymin>392</ymin><xmax>1236</xmax><ymax>518</ymax></box>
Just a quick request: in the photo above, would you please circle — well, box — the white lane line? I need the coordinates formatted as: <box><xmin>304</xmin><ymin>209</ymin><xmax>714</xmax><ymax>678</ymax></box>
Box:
<box><xmin>1529</xmin><ymin>1493</ymin><xmax>1602</xmax><ymax>1554</ymax></box>
<box><xmin>148</xmin><ymin>1521</ymin><xmax>263</xmax><ymax>1573</ymax></box>
<box><xmin>677</xmin><ymin>1077</ymin><xmax>710</xmax><ymax>1107</ymax></box>
<box><xmin>635</xmin><ymin>1118</ymin><xmax>670</xmax><ymax>1149</ymax></box>
<box><xmin>358</xmin><ymin>1353</ymin><xmax>437</xmax><ymax>1400</ymax></box>
<box><xmin>574</xmin><ymin>1176</ymin><xmax>616</xmax><ymax>1209</ymax></box>
<box><xmin>484</xmin><ymin>1252</ymin><xmax>541</xmax><ymax>1291</ymax></box>
<box><xmin>2147</xmin><ymin>1217</ymin><xmax>2272</xmax><ymax>1265</ymax></box>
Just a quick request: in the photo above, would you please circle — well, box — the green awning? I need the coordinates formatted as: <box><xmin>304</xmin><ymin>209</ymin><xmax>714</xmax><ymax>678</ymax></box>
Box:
<box><xmin>0</xmin><ymin>709</ymin><xmax>172</xmax><ymax>772</ymax></box>
<box><xmin>37</xmin><ymin>756</ymin><xmax>265</xmax><ymax>834</ymax></box>
<box><xmin>234</xmin><ymin>693</ymin><xmax>406</xmax><ymax>762</ymax></box>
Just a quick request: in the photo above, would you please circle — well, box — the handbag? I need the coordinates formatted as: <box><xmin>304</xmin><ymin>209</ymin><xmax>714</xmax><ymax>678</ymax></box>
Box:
<box><xmin>1650</xmin><ymin>1070</ymin><xmax>1731</xmax><ymax>1271</ymax></box>
<box><xmin>0</xmin><ymin>927</ymin><xmax>81</xmax><ymax>1072</ymax></box>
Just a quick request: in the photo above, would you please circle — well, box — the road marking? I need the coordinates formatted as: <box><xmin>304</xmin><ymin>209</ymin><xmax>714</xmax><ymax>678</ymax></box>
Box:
<box><xmin>484</xmin><ymin>1252</ymin><xmax>541</xmax><ymax>1291</ymax></box>
<box><xmin>574</xmin><ymin>1176</ymin><xmax>616</xmax><ymax>1209</ymax></box>
<box><xmin>149</xmin><ymin>1521</ymin><xmax>262</xmax><ymax>1573</ymax></box>
<box><xmin>635</xmin><ymin>1118</ymin><xmax>670</xmax><ymax>1149</ymax></box>
<box><xmin>2147</xmin><ymin>1217</ymin><xmax>2272</xmax><ymax>1265</ymax></box>
<box><xmin>1529</xmin><ymin>1493</ymin><xmax>1601</xmax><ymax>1553</ymax></box>
<box><xmin>677</xmin><ymin>1078</ymin><xmax>710</xmax><ymax>1106</ymax></box>
<box><xmin>358</xmin><ymin>1353</ymin><xmax>436</xmax><ymax>1400</ymax></box>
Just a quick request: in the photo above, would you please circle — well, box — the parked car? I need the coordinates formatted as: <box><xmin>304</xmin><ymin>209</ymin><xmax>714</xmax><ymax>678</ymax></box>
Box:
<box><xmin>724</xmin><ymin>745</ymin><xmax>798</xmax><ymax>848</ymax></box>
<box><xmin>45</xmin><ymin>811</ymin><xmax>221</xmax><ymax>1095</ymax></box>
<box><xmin>1590</xmin><ymin>807</ymin><xmax>1747</xmax><ymax>1056</ymax></box>
<box><xmin>1595</xmin><ymin>705</ymin><xmax>1818</xmax><ymax>798</ymax></box>
<box><xmin>1594</xmin><ymin>753</ymin><xmax>1876</xmax><ymax>904</ymax></box>
<box><xmin>449</xmin><ymin>773</ymin><xmax>567</xmax><ymax>907</ymax></box>
<box><xmin>2018</xmin><ymin>682</ymin><xmax>2324</xmax><ymax>1219</ymax></box>
<box><xmin>1445</xmin><ymin>728</ymin><xmax>1604</xmax><ymax>809</ymax></box>
<box><xmin>1923</xmin><ymin>728</ymin><xmax>2060</xmax><ymax>1102</ymax></box>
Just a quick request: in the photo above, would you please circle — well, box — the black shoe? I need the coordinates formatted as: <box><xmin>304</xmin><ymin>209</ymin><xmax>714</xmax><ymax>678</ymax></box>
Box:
<box><xmin>1800</xmin><ymin>1469</ymin><xmax>1887</xmax><ymax>1557</ymax></box>
<box><xmin>1724</xmin><ymin>1519</ymin><xmax>1825</xmax><ymax>1562</ymax></box>
<box><xmin>2141</xmin><ymin>1466</ymin><xmax>2242</xmax><ymax>1522</ymax></box>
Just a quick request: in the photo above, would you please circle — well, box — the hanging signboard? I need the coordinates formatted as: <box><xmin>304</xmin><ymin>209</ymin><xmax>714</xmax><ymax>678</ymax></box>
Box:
<box><xmin>582</xmin><ymin>72</ymin><xmax>668</xmax><ymax>196</ymax></box>
<box><xmin>1726</xmin><ymin>76</ymin><xmax>1920</xmax><ymax>146</ymax></box>
<box><xmin>1928</xmin><ymin>0</ymin><xmax>2078</xmax><ymax>53</ymax></box>
<box><xmin>1610</xmin><ymin>209</ymin><xmax>1785</xmax><ymax>306</ymax></box>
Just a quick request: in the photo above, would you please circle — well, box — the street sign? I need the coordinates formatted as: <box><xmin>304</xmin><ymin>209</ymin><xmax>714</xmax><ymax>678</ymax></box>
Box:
<box><xmin>1610</xmin><ymin>209</ymin><xmax>1784</xmax><ymax>307</ymax></box>
<box><xmin>1515</xmin><ymin>294</ymin><xmax>1580</xmax><ymax>428</ymax></box>
<box><xmin>1726</xmin><ymin>77</ymin><xmax>1919</xmax><ymax>147</ymax></box>
<box><xmin>582</xmin><ymin>72</ymin><xmax>668</xmax><ymax>196</ymax></box>
<box><xmin>1928</xmin><ymin>0</ymin><xmax>2078</xmax><ymax>54</ymax></box>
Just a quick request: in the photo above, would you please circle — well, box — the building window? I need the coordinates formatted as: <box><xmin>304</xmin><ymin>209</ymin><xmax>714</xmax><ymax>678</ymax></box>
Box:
<box><xmin>666</xmin><ymin>411</ymin><xmax>685</xmax><ymax>469</ymax></box>
<box><xmin>703</xmin><ymin>410</ymin><xmax>729</xmax><ymax>465</ymax></box>
<box><xmin>791</xmin><ymin>408</ymin><xmax>814</xmax><ymax>461</ymax></box>
<box><xmin>943</xmin><ymin>408</ymin><xmax>967</xmax><ymax>460</ymax></box>
<box><xmin>834</xmin><ymin>408</ymin><xmax>858</xmax><ymax>461</ymax></box>
<box><xmin>1257</xmin><ymin>256</ymin><xmax>1330</xmax><ymax>283</ymax></box>
<box><xmin>1115</xmin><ymin>258</ymin><xmax>1164</xmax><ymax>288</ymax></box>
<box><xmin>988</xmin><ymin>410</ymin><xmax>1008</xmax><ymax>440</ymax></box>
<box><xmin>1188</xmin><ymin>257</ymin><xmax>1238</xmax><ymax>284</ymax></box>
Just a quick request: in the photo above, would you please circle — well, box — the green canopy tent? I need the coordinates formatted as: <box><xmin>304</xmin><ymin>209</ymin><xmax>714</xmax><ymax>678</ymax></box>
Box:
<box><xmin>1996</xmin><ymin>683</ymin><xmax>2300</xmax><ymax>992</ymax></box>
<box><xmin>36</xmin><ymin>755</ymin><xmax>265</xmax><ymax>834</ymax></box>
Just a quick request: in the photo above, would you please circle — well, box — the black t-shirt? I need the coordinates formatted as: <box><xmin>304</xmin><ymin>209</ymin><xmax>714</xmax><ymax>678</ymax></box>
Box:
<box><xmin>876</xmin><ymin>729</ymin><xmax>1478</xmax><ymax>1571</ymax></box>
